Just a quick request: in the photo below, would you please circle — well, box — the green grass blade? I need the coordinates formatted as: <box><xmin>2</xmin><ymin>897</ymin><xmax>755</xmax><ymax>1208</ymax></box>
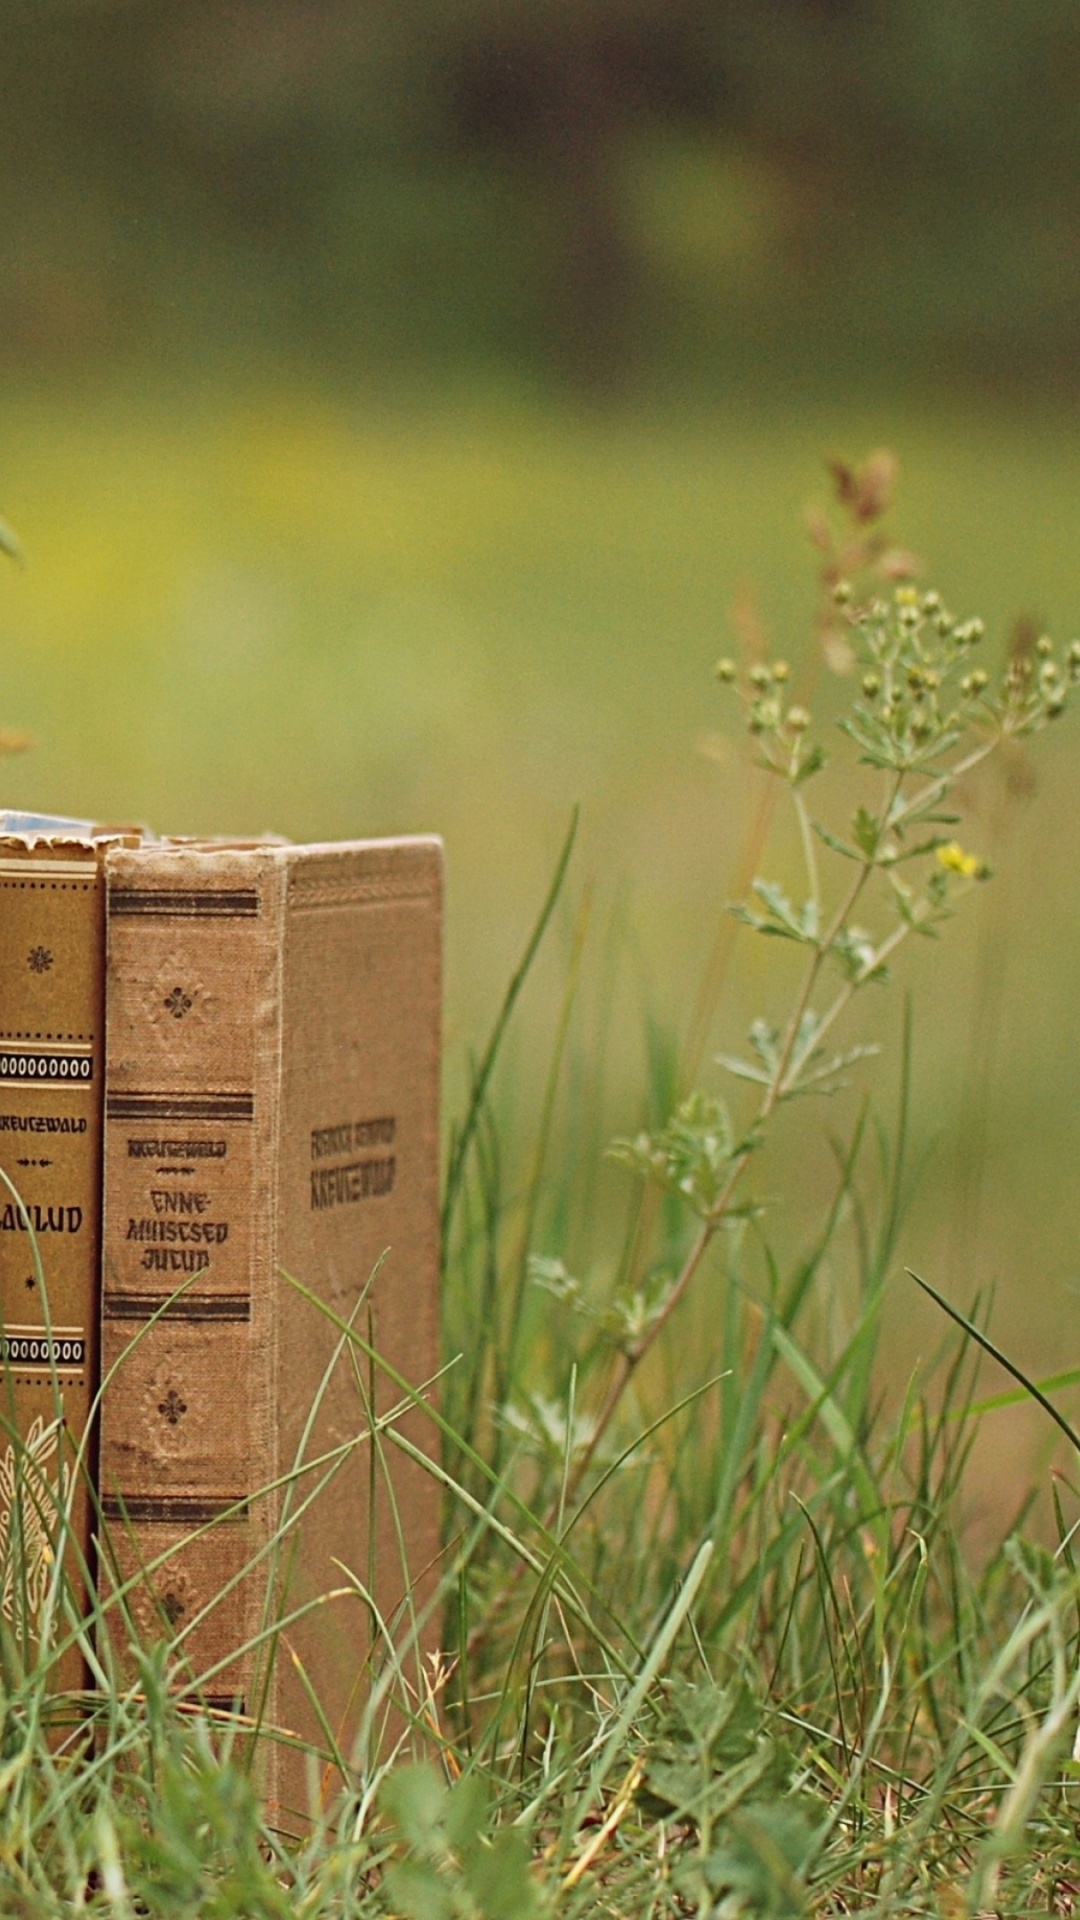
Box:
<box><xmin>908</xmin><ymin>1268</ymin><xmax>1080</xmax><ymax>1456</ymax></box>
<box><xmin>441</xmin><ymin>806</ymin><xmax>579</xmax><ymax>1258</ymax></box>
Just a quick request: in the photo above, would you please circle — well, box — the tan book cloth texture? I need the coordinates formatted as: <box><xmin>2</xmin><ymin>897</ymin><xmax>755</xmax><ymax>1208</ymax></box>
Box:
<box><xmin>0</xmin><ymin>826</ymin><xmax>110</xmax><ymax>1703</ymax></box>
<box><xmin>99</xmin><ymin>836</ymin><xmax>443</xmax><ymax>1829</ymax></box>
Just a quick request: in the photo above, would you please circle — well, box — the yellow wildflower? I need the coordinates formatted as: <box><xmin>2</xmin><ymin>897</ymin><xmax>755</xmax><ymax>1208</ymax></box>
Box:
<box><xmin>937</xmin><ymin>841</ymin><xmax>986</xmax><ymax>879</ymax></box>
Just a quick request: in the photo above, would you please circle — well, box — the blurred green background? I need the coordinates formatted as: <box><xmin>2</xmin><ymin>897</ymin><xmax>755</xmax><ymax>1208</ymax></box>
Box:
<box><xmin>4</xmin><ymin>0</ymin><xmax>1080</xmax><ymax>1470</ymax></box>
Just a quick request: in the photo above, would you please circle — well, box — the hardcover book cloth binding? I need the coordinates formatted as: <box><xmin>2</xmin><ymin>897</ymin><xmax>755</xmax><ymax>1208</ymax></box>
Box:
<box><xmin>0</xmin><ymin>822</ymin><xmax>119</xmax><ymax>1700</ymax></box>
<box><xmin>99</xmin><ymin>836</ymin><xmax>443</xmax><ymax>1827</ymax></box>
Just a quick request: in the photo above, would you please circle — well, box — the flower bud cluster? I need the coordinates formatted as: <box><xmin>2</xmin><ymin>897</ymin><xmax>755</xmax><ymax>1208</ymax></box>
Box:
<box><xmin>715</xmin><ymin>654</ymin><xmax>814</xmax><ymax>764</ymax></box>
<box><xmin>1000</xmin><ymin>632</ymin><xmax>1080</xmax><ymax>721</ymax></box>
<box><xmin>716</xmin><ymin>582</ymin><xmax>1079</xmax><ymax>786</ymax></box>
<box><xmin>817</xmin><ymin>585</ymin><xmax>990</xmax><ymax>767</ymax></box>
<box><xmin>831</xmin><ymin>584</ymin><xmax>1076</xmax><ymax>766</ymax></box>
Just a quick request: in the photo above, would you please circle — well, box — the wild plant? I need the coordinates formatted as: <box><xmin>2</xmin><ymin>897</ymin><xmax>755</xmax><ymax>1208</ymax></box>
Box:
<box><xmin>1</xmin><ymin>463</ymin><xmax>1079</xmax><ymax>1914</ymax></box>
<box><xmin>591</xmin><ymin>558</ymin><xmax>1076</xmax><ymax>1481</ymax></box>
<box><xmin>450</xmin><ymin>455</ymin><xmax>1079</xmax><ymax>1521</ymax></box>
<box><xmin>437</xmin><ymin>456</ymin><xmax>1080</xmax><ymax>1917</ymax></box>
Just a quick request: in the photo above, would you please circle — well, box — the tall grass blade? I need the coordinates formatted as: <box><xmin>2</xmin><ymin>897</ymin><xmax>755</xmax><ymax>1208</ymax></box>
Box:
<box><xmin>908</xmin><ymin>1268</ymin><xmax>1080</xmax><ymax>1456</ymax></box>
<box><xmin>441</xmin><ymin>805</ymin><xmax>579</xmax><ymax>1258</ymax></box>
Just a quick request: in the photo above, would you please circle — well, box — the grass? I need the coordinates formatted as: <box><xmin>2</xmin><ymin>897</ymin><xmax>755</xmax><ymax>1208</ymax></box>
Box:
<box><xmin>0</xmin><ymin>987</ymin><xmax>1077</xmax><ymax>1915</ymax></box>
<box><xmin>3</xmin><ymin>376</ymin><xmax>1080</xmax><ymax>1909</ymax></box>
<box><xmin>2</xmin><ymin>794</ymin><xmax>1080</xmax><ymax>1915</ymax></box>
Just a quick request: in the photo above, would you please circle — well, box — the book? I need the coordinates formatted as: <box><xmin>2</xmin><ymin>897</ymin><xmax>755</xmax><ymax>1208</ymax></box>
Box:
<box><xmin>0</xmin><ymin>816</ymin><xmax>129</xmax><ymax>1698</ymax></box>
<box><xmin>98</xmin><ymin>835</ymin><xmax>443</xmax><ymax>1826</ymax></box>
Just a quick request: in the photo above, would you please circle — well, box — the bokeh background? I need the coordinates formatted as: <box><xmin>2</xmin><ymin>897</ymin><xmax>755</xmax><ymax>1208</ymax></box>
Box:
<box><xmin>4</xmin><ymin>0</ymin><xmax>1080</xmax><ymax>1486</ymax></box>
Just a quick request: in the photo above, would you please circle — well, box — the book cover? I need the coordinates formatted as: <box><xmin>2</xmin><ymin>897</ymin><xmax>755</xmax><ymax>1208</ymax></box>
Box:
<box><xmin>0</xmin><ymin>819</ymin><xmax>112</xmax><ymax>1700</ymax></box>
<box><xmin>99</xmin><ymin>836</ymin><xmax>443</xmax><ymax>1826</ymax></box>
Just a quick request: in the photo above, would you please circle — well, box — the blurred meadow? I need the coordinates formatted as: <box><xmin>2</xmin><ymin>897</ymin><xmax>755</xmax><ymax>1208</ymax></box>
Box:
<box><xmin>5</xmin><ymin>0</ymin><xmax>1080</xmax><ymax>1497</ymax></box>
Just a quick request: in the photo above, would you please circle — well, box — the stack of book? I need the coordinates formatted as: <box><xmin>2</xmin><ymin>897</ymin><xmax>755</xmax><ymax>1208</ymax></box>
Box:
<box><xmin>0</xmin><ymin>814</ymin><xmax>443</xmax><ymax>1826</ymax></box>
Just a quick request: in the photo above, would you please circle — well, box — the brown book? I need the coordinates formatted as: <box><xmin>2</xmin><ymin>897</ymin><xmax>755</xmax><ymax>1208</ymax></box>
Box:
<box><xmin>0</xmin><ymin>819</ymin><xmax>114</xmax><ymax>1701</ymax></box>
<box><xmin>98</xmin><ymin>835</ymin><xmax>443</xmax><ymax>1828</ymax></box>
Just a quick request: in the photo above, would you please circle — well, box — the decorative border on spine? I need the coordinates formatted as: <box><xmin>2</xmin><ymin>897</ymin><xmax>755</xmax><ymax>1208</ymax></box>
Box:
<box><xmin>0</xmin><ymin>860</ymin><xmax>98</xmax><ymax>880</ymax></box>
<box><xmin>0</xmin><ymin>1047</ymin><xmax>93</xmax><ymax>1086</ymax></box>
<box><xmin>0</xmin><ymin>1329</ymin><xmax>86</xmax><ymax>1368</ymax></box>
<box><xmin>106</xmin><ymin>1093</ymin><xmax>254</xmax><ymax>1122</ymax></box>
<box><xmin>101</xmin><ymin>1493</ymin><xmax>249</xmax><ymax>1525</ymax></box>
<box><xmin>103</xmin><ymin>1293</ymin><xmax>251</xmax><ymax>1322</ymax></box>
<box><xmin>109</xmin><ymin>890</ymin><xmax>260</xmax><ymax>918</ymax></box>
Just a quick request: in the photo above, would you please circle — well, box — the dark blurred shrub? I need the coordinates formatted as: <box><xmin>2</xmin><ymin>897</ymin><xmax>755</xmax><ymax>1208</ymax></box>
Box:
<box><xmin>5</xmin><ymin>0</ymin><xmax>1080</xmax><ymax>390</ymax></box>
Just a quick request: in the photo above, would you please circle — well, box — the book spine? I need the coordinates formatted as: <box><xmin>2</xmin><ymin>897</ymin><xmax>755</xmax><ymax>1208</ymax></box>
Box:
<box><xmin>100</xmin><ymin>836</ymin><xmax>444</xmax><ymax>1808</ymax></box>
<box><xmin>0</xmin><ymin>841</ymin><xmax>105</xmax><ymax>1695</ymax></box>
<box><xmin>99</xmin><ymin>850</ymin><xmax>281</xmax><ymax>1713</ymax></box>
<box><xmin>271</xmin><ymin>839</ymin><xmax>443</xmax><ymax>1825</ymax></box>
